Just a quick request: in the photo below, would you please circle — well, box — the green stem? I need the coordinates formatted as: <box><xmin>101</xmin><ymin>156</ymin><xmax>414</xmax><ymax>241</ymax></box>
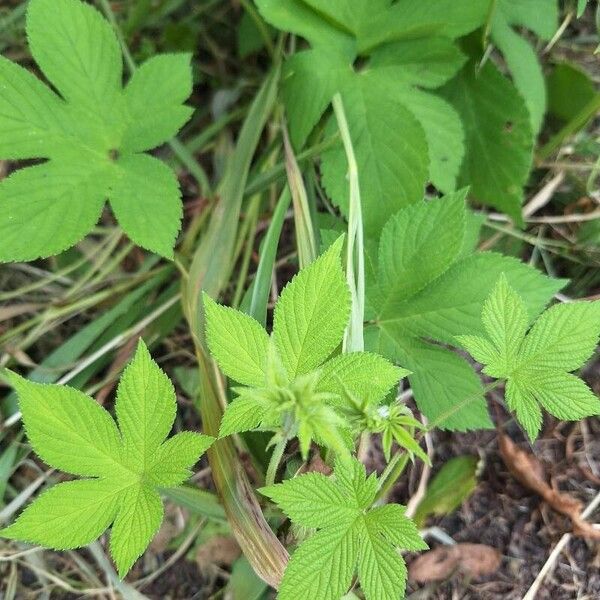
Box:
<box><xmin>332</xmin><ymin>93</ymin><xmax>364</xmax><ymax>353</ymax></box>
<box><xmin>375</xmin><ymin>452</ymin><xmax>410</xmax><ymax>503</ymax></box>
<box><xmin>265</xmin><ymin>436</ymin><xmax>288</xmax><ymax>487</ymax></box>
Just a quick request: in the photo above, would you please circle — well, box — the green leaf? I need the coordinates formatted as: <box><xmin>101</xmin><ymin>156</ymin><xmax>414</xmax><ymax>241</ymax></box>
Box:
<box><xmin>382</xmin><ymin>335</ymin><xmax>492</xmax><ymax>431</ymax></box>
<box><xmin>490</xmin><ymin>0</ymin><xmax>557</xmax><ymax>133</ymax></box>
<box><xmin>261</xmin><ymin>473</ymin><xmax>355</xmax><ymax>529</ymax></box>
<box><xmin>366</xmin><ymin>504</ymin><xmax>427</xmax><ymax>551</ymax></box>
<box><xmin>108</xmin><ymin>154</ymin><xmax>182</xmax><ymax>258</ymax></box>
<box><xmin>0</xmin><ymin>160</ymin><xmax>110</xmax><ymax>262</ymax></box>
<box><xmin>0</xmin><ymin>55</ymin><xmax>71</xmax><ymax>159</ymax></box>
<box><xmin>273</xmin><ymin>236</ymin><xmax>350</xmax><ymax>378</ymax></box>
<box><xmin>109</xmin><ymin>486</ymin><xmax>164</xmax><ymax>578</ymax></box>
<box><xmin>0</xmin><ymin>0</ymin><xmax>193</xmax><ymax>261</ymax></box>
<box><xmin>121</xmin><ymin>53</ymin><xmax>194</xmax><ymax>153</ymax></box>
<box><xmin>371</xmin><ymin>196</ymin><xmax>564</xmax><ymax>430</ymax></box>
<box><xmin>283</xmin><ymin>50</ymin><xmax>352</xmax><ymax>149</ymax></box>
<box><xmin>317</xmin><ymin>352</ymin><xmax>408</xmax><ymax>407</ymax></box>
<box><xmin>1</xmin><ymin>479</ymin><xmax>121</xmax><ymax>549</ymax></box>
<box><xmin>259</xmin><ymin>0</ymin><xmax>473</xmax><ymax>236</ymax></box>
<box><xmin>277</xmin><ymin>523</ymin><xmax>358</xmax><ymax>600</ymax></box>
<box><xmin>261</xmin><ymin>458</ymin><xmax>426</xmax><ymax>600</ymax></box>
<box><xmin>27</xmin><ymin>0</ymin><xmax>122</xmax><ymax>117</ymax></box>
<box><xmin>440</xmin><ymin>60</ymin><xmax>533</xmax><ymax>224</ymax></box>
<box><xmin>519</xmin><ymin>301</ymin><xmax>600</xmax><ymax>371</ymax></box>
<box><xmin>459</xmin><ymin>278</ymin><xmax>600</xmax><ymax>440</ymax></box>
<box><xmin>358</xmin><ymin>525</ymin><xmax>408</xmax><ymax>600</ymax></box>
<box><xmin>1</xmin><ymin>340</ymin><xmax>213</xmax><ymax>576</ymax></box>
<box><xmin>204</xmin><ymin>294</ymin><xmax>271</xmax><ymax>387</ymax></box>
<box><xmin>321</xmin><ymin>72</ymin><xmax>429</xmax><ymax>237</ymax></box>
<box><xmin>219</xmin><ymin>394</ymin><xmax>270</xmax><ymax>437</ymax></box>
<box><xmin>6</xmin><ymin>373</ymin><xmax>124</xmax><ymax>478</ymax></box>
<box><xmin>413</xmin><ymin>456</ymin><xmax>478</xmax><ymax>527</ymax></box>
<box><xmin>148</xmin><ymin>431</ymin><xmax>213</xmax><ymax>487</ymax></box>
<box><xmin>256</xmin><ymin>0</ymin><xmax>353</xmax><ymax>50</ymax></box>
<box><xmin>376</xmin><ymin>192</ymin><xmax>466</xmax><ymax>314</ymax></box>
<box><xmin>358</xmin><ymin>0</ymin><xmax>491</xmax><ymax>52</ymax></box>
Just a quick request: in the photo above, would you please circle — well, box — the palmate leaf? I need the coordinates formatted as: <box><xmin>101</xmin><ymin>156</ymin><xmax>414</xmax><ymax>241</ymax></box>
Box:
<box><xmin>458</xmin><ymin>276</ymin><xmax>600</xmax><ymax>440</ymax></box>
<box><xmin>257</xmin><ymin>0</ymin><xmax>480</xmax><ymax>236</ymax></box>
<box><xmin>0</xmin><ymin>0</ymin><xmax>193</xmax><ymax>262</ymax></box>
<box><xmin>369</xmin><ymin>191</ymin><xmax>565</xmax><ymax>430</ymax></box>
<box><xmin>0</xmin><ymin>341</ymin><xmax>213</xmax><ymax>577</ymax></box>
<box><xmin>260</xmin><ymin>458</ymin><xmax>427</xmax><ymax>600</ymax></box>
<box><xmin>206</xmin><ymin>238</ymin><xmax>407</xmax><ymax>458</ymax></box>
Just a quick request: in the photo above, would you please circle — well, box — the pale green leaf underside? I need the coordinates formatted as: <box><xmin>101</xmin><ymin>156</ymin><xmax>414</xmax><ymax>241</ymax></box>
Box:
<box><xmin>0</xmin><ymin>0</ymin><xmax>193</xmax><ymax>262</ymax></box>
<box><xmin>1</xmin><ymin>341</ymin><xmax>212</xmax><ymax>576</ymax></box>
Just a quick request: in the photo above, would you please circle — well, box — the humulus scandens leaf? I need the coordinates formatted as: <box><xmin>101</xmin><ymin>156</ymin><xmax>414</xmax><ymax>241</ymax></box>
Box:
<box><xmin>261</xmin><ymin>458</ymin><xmax>427</xmax><ymax>600</ymax></box>
<box><xmin>0</xmin><ymin>341</ymin><xmax>213</xmax><ymax>577</ymax></box>
<box><xmin>458</xmin><ymin>275</ymin><xmax>600</xmax><ymax>440</ymax></box>
<box><xmin>0</xmin><ymin>0</ymin><xmax>194</xmax><ymax>262</ymax></box>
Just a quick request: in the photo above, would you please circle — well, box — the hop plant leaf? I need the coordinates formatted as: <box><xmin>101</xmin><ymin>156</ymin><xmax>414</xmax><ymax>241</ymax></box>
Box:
<box><xmin>458</xmin><ymin>275</ymin><xmax>600</xmax><ymax>440</ymax></box>
<box><xmin>260</xmin><ymin>457</ymin><xmax>427</xmax><ymax>600</ymax></box>
<box><xmin>0</xmin><ymin>341</ymin><xmax>213</xmax><ymax>577</ymax></box>
<box><xmin>369</xmin><ymin>190</ymin><xmax>566</xmax><ymax>430</ymax></box>
<box><xmin>0</xmin><ymin>0</ymin><xmax>194</xmax><ymax>262</ymax></box>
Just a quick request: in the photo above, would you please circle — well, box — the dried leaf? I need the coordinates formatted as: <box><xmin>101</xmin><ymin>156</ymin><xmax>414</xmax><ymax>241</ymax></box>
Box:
<box><xmin>499</xmin><ymin>433</ymin><xmax>600</xmax><ymax>540</ymax></box>
<box><xmin>409</xmin><ymin>543</ymin><xmax>501</xmax><ymax>583</ymax></box>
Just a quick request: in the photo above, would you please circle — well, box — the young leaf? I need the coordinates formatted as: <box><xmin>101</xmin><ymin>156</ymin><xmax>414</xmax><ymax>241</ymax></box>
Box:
<box><xmin>204</xmin><ymin>293</ymin><xmax>271</xmax><ymax>387</ymax></box>
<box><xmin>1</xmin><ymin>341</ymin><xmax>213</xmax><ymax>577</ymax></box>
<box><xmin>458</xmin><ymin>276</ymin><xmax>600</xmax><ymax>440</ymax></box>
<box><xmin>261</xmin><ymin>458</ymin><xmax>427</xmax><ymax>600</ymax></box>
<box><xmin>371</xmin><ymin>194</ymin><xmax>565</xmax><ymax>430</ymax></box>
<box><xmin>0</xmin><ymin>0</ymin><xmax>193</xmax><ymax>262</ymax></box>
<box><xmin>317</xmin><ymin>351</ymin><xmax>409</xmax><ymax>407</ymax></box>
<box><xmin>273</xmin><ymin>236</ymin><xmax>350</xmax><ymax>378</ymax></box>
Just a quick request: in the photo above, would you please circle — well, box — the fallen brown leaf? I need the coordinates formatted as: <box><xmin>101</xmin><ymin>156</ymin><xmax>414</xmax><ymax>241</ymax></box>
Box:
<box><xmin>499</xmin><ymin>433</ymin><xmax>600</xmax><ymax>540</ymax></box>
<box><xmin>409</xmin><ymin>543</ymin><xmax>501</xmax><ymax>583</ymax></box>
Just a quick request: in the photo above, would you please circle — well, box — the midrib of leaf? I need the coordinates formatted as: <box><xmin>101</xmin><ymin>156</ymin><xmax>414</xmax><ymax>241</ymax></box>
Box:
<box><xmin>299</xmin><ymin>0</ymin><xmax>356</xmax><ymax>38</ymax></box>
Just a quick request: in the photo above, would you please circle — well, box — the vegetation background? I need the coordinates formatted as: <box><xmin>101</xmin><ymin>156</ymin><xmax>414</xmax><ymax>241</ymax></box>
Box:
<box><xmin>0</xmin><ymin>0</ymin><xmax>599</xmax><ymax>598</ymax></box>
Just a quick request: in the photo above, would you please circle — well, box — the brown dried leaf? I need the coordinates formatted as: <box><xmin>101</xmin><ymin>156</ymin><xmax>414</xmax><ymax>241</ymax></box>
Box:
<box><xmin>498</xmin><ymin>433</ymin><xmax>600</xmax><ymax>539</ymax></box>
<box><xmin>409</xmin><ymin>543</ymin><xmax>501</xmax><ymax>583</ymax></box>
